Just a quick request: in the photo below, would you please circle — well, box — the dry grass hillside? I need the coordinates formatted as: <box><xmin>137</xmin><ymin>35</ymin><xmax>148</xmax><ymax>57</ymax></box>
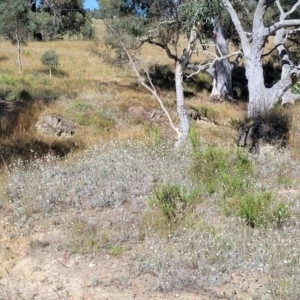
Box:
<box><xmin>1</xmin><ymin>19</ymin><xmax>300</xmax><ymax>300</ymax></box>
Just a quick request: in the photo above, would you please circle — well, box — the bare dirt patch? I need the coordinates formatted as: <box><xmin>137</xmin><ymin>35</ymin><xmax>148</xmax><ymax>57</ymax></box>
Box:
<box><xmin>0</xmin><ymin>210</ymin><xmax>213</xmax><ymax>300</ymax></box>
<box><xmin>0</xmin><ymin>202</ymin><xmax>272</xmax><ymax>300</ymax></box>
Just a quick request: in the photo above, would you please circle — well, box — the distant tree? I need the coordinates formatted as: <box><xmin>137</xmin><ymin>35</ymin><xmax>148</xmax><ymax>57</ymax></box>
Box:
<box><xmin>81</xmin><ymin>19</ymin><xmax>95</xmax><ymax>39</ymax></box>
<box><xmin>88</xmin><ymin>9</ymin><xmax>101</xmax><ymax>19</ymax></box>
<box><xmin>36</xmin><ymin>0</ymin><xmax>95</xmax><ymax>40</ymax></box>
<box><xmin>41</xmin><ymin>50</ymin><xmax>59</xmax><ymax>77</ymax></box>
<box><xmin>0</xmin><ymin>0</ymin><xmax>34</xmax><ymax>73</ymax></box>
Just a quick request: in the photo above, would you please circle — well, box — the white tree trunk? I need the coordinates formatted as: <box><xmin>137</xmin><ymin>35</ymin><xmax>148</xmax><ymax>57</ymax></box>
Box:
<box><xmin>16</xmin><ymin>31</ymin><xmax>22</xmax><ymax>74</ymax></box>
<box><xmin>209</xmin><ymin>18</ymin><xmax>233</xmax><ymax>101</ymax></box>
<box><xmin>173</xmin><ymin>25</ymin><xmax>200</xmax><ymax>146</ymax></box>
<box><xmin>175</xmin><ymin>61</ymin><xmax>189</xmax><ymax>145</ymax></box>
<box><xmin>281</xmin><ymin>89</ymin><xmax>300</xmax><ymax>105</ymax></box>
<box><xmin>223</xmin><ymin>0</ymin><xmax>300</xmax><ymax>117</ymax></box>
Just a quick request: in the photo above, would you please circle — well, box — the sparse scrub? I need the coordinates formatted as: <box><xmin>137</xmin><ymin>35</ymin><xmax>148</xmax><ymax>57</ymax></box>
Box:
<box><xmin>191</xmin><ymin>145</ymin><xmax>292</xmax><ymax>228</ymax></box>
<box><xmin>6</xmin><ymin>140</ymin><xmax>194</xmax><ymax>217</ymax></box>
<box><xmin>67</xmin><ymin>217</ymin><xmax>99</xmax><ymax>254</ymax></box>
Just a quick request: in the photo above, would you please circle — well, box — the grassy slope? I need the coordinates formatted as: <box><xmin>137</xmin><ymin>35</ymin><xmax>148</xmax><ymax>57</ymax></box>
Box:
<box><xmin>1</xmin><ymin>19</ymin><xmax>300</xmax><ymax>299</ymax></box>
<box><xmin>0</xmin><ymin>20</ymin><xmax>246</xmax><ymax>150</ymax></box>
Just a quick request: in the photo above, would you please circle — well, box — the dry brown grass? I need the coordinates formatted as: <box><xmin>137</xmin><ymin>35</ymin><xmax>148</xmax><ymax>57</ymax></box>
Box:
<box><xmin>0</xmin><ymin>18</ymin><xmax>299</xmax><ymax>161</ymax></box>
<box><xmin>289</xmin><ymin>102</ymin><xmax>300</xmax><ymax>156</ymax></box>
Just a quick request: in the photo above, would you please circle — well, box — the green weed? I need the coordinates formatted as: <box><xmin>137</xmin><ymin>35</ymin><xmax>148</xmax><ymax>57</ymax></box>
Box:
<box><xmin>192</xmin><ymin>146</ymin><xmax>253</xmax><ymax>197</ymax></box>
<box><xmin>93</xmin><ymin>111</ymin><xmax>115</xmax><ymax>129</ymax></box>
<box><xmin>198</xmin><ymin>105</ymin><xmax>219</xmax><ymax>120</ymax></box>
<box><xmin>111</xmin><ymin>245</ymin><xmax>125</xmax><ymax>256</ymax></box>
<box><xmin>145</xmin><ymin>124</ymin><xmax>162</xmax><ymax>148</ymax></box>
<box><xmin>150</xmin><ymin>183</ymin><xmax>200</xmax><ymax>224</ymax></box>
<box><xmin>224</xmin><ymin>192</ymin><xmax>290</xmax><ymax>228</ymax></box>
<box><xmin>74</xmin><ymin>110</ymin><xmax>115</xmax><ymax>129</ymax></box>
<box><xmin>0</xmin><ymin>74</ymin><xmax>15</xmax><ymax>85</ymax></box>
<box><xmin>189</xmin><ymin>126</ymin><xmax>200</xmax><ymax>154</ymax></box>
<box><xmin>71</xmin><ymin>99</ymin><xmax>92</xmax><ymax>112</ymax></box>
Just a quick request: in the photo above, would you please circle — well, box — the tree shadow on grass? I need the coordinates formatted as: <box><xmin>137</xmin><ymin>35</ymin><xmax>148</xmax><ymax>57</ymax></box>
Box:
<box><xmin>146</xmin><ymin>64</ymin><xmax>212</xmax><ymax>93</ymax></box>
<box><xmin>147</xmin><ymin>65</ymin><xmax>175</xmax><ymax>91</ymax></box>
<box><xmin>184</xmin><ymin>72</ymin><xmax>212</xmax><ymax>92</ymax></box>
<box><xmin>0</xmin><ymin>55</ymin><xmax>9</xmax><ymax>62</ymax></box>
<box><xmin>0</xmin><ymin>138</ymin><xmax>81</xmax><ymax>166</ymax></box>
<box><xmin>0</xmin><ymin>89</ymin><xmax>33</xmax><ymax>102</ymax></box>
<box><xmin>38</xmin><ymin>68</ymin><xmax>69</xmax><ymax>78</ymax></box>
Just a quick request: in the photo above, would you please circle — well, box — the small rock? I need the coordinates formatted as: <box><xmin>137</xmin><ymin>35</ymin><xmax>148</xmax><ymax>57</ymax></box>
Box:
<box><xmin>36</xmin><ymin>114</ymin><xmax>75</xmax><ymax>137</ymax></box>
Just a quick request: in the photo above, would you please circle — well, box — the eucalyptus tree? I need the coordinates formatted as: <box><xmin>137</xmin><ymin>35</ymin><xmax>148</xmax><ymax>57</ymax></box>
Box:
<box><xmin>99</xmin><ymin>0</ymin><xmax>223</xmax><ymax>146</ymax></box>
<box><xmin>223</xmin><ymin>0</ymin><xmax>300</xmax><ymax>117</ymax></box>
<box><xmin>36</xmin><ymin>0</ymin><xmax>94</xmax><ymax>39</ymax></box>
<box><xmin>40</xmin><ymin>50</ymin><xmax>59</xmax><ymax>77</ymax></box>
<box><xmin>0</xmin><ymin>0</ymin><xmax>34</xmax><ymax>73</ymax></box>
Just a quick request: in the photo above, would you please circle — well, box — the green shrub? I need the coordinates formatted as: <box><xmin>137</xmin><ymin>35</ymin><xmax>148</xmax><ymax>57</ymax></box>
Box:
<box><xmin>192</xmin><ymin>146</ymin><xmax>253</xmax><ymax>197</ymax></box>
<box><xmin>40</xmin><ymin>50</ymin><xmax>59</xmax><ymax>78</ymax></box>
<box><xmin>150</xmin><ymin>183</ymin><xmax>199</xmax><ymax>223</ymax></box>
<box><xmin>189</xmin><ymin>126</ymin><xmax>200</xmax><ymax>154</ymax></box>
<box><xmin>81</xmin><ymin>20</ymin><xmax>95</xmax><ymax>40</ymax></box>
<box><xmin>224</xmin><ymin>192</ymin><xmax>290</xmax><ymax>228</ymax></box>
<box><xmin>111</xmin><ymin>245</ymin><xmax>125</xmax><ymax>256</ymax></box>
<box><xmin>292</xmin><ymin>77</ymin><xmax>300</xmax><ymax>94</ymax></box>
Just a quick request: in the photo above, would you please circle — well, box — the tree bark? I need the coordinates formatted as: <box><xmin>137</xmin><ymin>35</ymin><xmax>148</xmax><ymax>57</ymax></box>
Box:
<box><xmin>16</xmin><ymin>26</ymin><xmax>22</xmax><ymax>74</ymax></box>
<box><xmin>175</xmin><ymin>61</ymin><xmax>189</xmax><ymax>146</ymax></box>
<box><xmin>209</xmin><ymin>17</ymin><xmax>233</xmax><ymax>101</ymax></box>
<box><xmin>223</xmin><ymin>0</ymin><xmax>300</xmax><ymax>117</ymax></box>
<box><xmin>173</xmin><ymin>25</ymin><xmax>200</xmax><ymax>146</ymax></box>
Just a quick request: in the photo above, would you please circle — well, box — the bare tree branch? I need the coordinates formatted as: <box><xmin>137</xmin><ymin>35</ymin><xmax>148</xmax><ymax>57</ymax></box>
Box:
<box><xmin>147</xmin><ymin>20</ymin><xmax>176</xmax><ymax>36</ymax></box>
<box><xmin>262</xmin><ymin>41</ymin><xmax>286</xmax><ymax>57</ymax></box>
<box><xmin>288</xmin><ymin>28</ymin><xmax>300</xmax><ymax>34</ymax></box>
<box><xmin>266</xmin><ymin>19</ymin><xmax>300</xmax><ymax>36</ymax></box>
<box><xmin>283</xmin><ymin>0</ymin><xmax>300</xmax><ymax>18</ymax></box>
<box><xmin>222</xmin><ymin>0</ymin><xmax>250</xmax><ymax>56</ymax></box>
<box><xmin>186</xmin><ymin>50</ymin><xmax>242</xmax><ymax>78</ymax></box>
<box><xmin>146</xmin><ymin>39</ymin><xmax>178</xmax><ymax>61</ymax></box>
<box><xmin>105</xmin><ymin>21</ymin><xmax>180</xmax><ymax>138</ymax></box>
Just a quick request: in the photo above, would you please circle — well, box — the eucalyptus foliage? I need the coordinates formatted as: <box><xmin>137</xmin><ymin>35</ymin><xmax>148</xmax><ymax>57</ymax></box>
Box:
<box><xmin>40</xmin><ymin>50</ymin><xmax>59</xmax><ymax>77</ymax></box>
<box><xmin>0</xmin><ymin>0</ymin><xmax>35</xmax><ymax>72</ymax></box>
<box><xmin>0</xmin><ymin>0</ymin><xmax>33</xmax><ymax>45</ymax></box>
<box><xmin>34</xmin><ymin>0</ymin><xmax>95</xmax><ymax>40</ymax></box>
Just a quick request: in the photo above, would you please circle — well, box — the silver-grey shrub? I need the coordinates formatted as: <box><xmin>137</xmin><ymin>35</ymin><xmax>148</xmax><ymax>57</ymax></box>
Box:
<box><xmin>6</xmin><ymin>140</ymin><xmax>194</xmax><ymax>217</ymax></box>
